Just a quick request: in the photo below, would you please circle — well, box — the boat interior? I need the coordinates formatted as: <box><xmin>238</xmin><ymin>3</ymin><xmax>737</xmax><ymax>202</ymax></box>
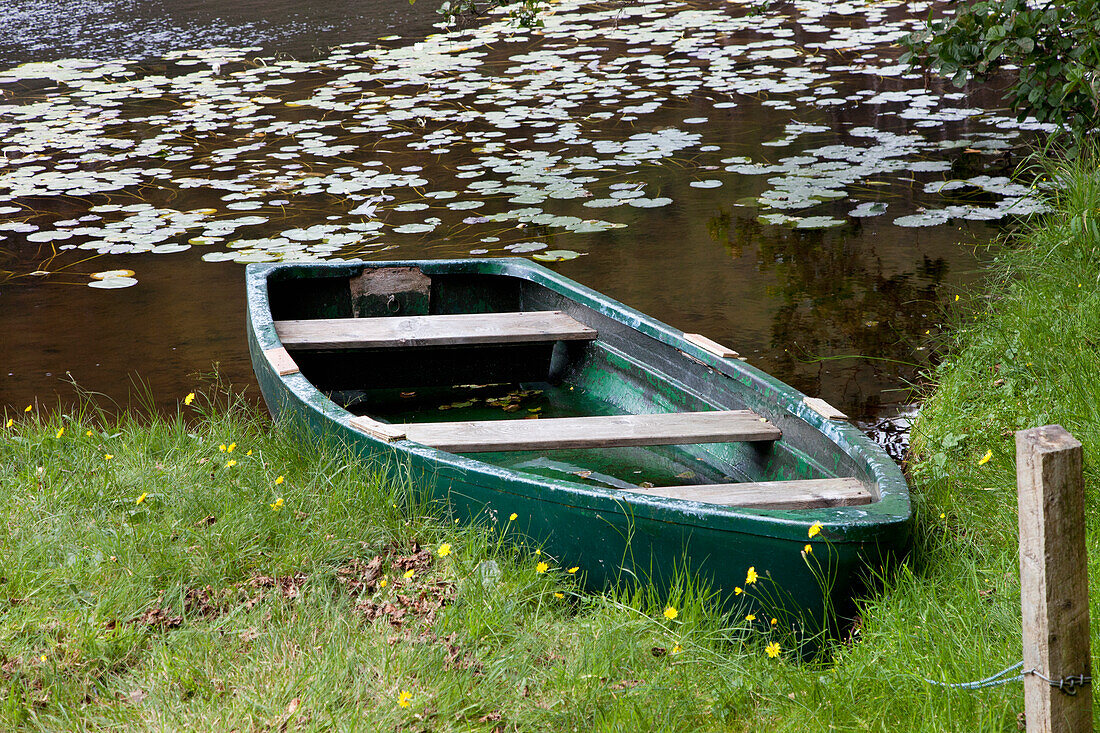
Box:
<box><xmin>262</xmin><ymin>265</ymin><xmax>875</xmax><ymax>510</ymax></box>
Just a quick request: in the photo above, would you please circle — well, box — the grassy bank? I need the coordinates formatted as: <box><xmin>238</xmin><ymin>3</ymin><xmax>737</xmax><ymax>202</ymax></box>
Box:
<box><xmin>8</xmin><ymin>163</ymin><xmax>1100</xmax><ymax>729</ymax></box>
<box><xmin>909</xmin><ymin>152</ymin><xmax>1100</xmax><ymax>724</ymax></box>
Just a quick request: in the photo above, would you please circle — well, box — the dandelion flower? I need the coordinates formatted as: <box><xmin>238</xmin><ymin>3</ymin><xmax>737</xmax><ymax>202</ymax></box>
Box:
<box><xmin>403</xmin><ymin>569</ymin><xmax>415</xmax><ymax>579</ymax></box>
<box><xmin>225</xmin><ymin>459</ymin><xmax>237</xmax><ymax>468</ymax></box>
<box><xmin>745</xmin><ymin>613</ymin><xmax>756</xmax><ymax>622</ymax></box>
<box><xmin>672</xmin><ymin>644</ymin><xmax>683</xmax><ymax>654</ymax></box>
<box><xmin>765</xmin><ymin>641</ymin><xmax>781</xmax><ymax>658</ymax></box>
<box><xmin>978</xmin><ymin>449</ymin><xmax>993</xmax><ymax>465</ymax></box>
<box><xmin>24</xmin><ymin>405</ymin><xmax>32</xmax><ymax>413</ymax></box>
<box><xmin>567</xmin><ymin>566</ymin><xmax>579</xmax><ymax>574</ymax></box>
<box><xmin>219</xmin><ymin>444</ymin><xmax>227</xmax><ymax>452</ymax></box>
<box><xmin>379</xmin><ymin>578</ymin><xmax>388</xmax><ymax>588</ymax></box>
<box><xmin>770</xmin><ymin>618</ymin><xmax>777</xmax><ymax>626</ymax></box>
<box><xmin>663</xmin><ymin>606</ymin><xmax>678</xmax><ymax>620</ymax></box>
<box><xmin>437</xmin><ymin>543</ymin><xmax>452</xmax><ymax>557</ymax></box>
<box><xmin>5</xmin><ymin>419</ymin><xmax>13</xmax><ymax>428</ymax></box>
<box><xmin>509</xmin><ymin>512</ymin><xmax>518</xmax><ymax>521</ymax></box>
<box><xmin>535</xmin><ymin>548</ymin><xmax>541</xmax><ymax>555</ymax></box>
<box><xmin>536</xmin><ymin>561</ymin><xmax>549</xmax><ymax>574</ymax></box>
<box><xmin>227</xmin><ymin>443</ymin><xmax>236</xmax><ymax>453</ymax></box>
<box><xmin>940</xmin><ymin>512</ymin><xmax>946</xmax><ymax>519</ymax></box>
<box><xmin>275</xmin><ymin>475</ymin><xmax>284</xmax><ymax>485</ymax></box>
<box><xmin>246</xmin><ymin>450</ymin><xmax>252</xmax><ymax>456</ymax></box>
<box><xmin>104</xmin><ymin>454</ymin><xmax>113</xmax><ymax>460</ymax></box>
<box><xmin>184</xmin><ymin>392</ymin><xmax>195</xmax><ymax>406</ymax></box>
<box><xmin>734</xmin><ymin>586</ymin><xmax>743</xmax><ymax>595</ymax></box>
<box><xmin>85</xmin><ymin>429</ymin><xmax>92</xmax><ymax>436</ymax></box>
<box><xmin>270</xmin><ymin>498</ymin><xmax>284</xmax><ymax>511</ymax></box>
<box><xmin>803</xmin><ymin>544</ymin><xmax>812</xmax><ymax>554</ymax></box>
<box><xmin>40</xmin><ymin>655</ymin><xmax>47</xmax><ymax>662</ymax></box>
<box><xmin>55</xmin><ymin>427</ymin><xmax>64</xmax><ymax>439</ymax></box>
<box><xmin>136</xmin><ymin>492</ymin><xmax>147</xmax><ymax>505</ymax></box>
<box><xmin>398</xmin><ymin>690</ymin><xmax>413</xmax><ymax>708</ymax></box>
<box><xmin>808</xmin><ymin>522</ymin><xmax>822</xmax><ymax>538</ymax></box>
<box><xmin>554</xmin><ymin>592</ymin><xmax>564</xmax><ymax>599</ymax></box>
<box><xmin>745</xmin><ymin>567</ymin><xmax>758</xmax><ymax>585</ymax></box>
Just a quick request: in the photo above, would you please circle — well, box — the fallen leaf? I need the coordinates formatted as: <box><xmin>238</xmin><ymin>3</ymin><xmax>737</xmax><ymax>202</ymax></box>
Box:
<box><xmin>287</xmin><ymin>697</ymin><xmax>300</xmax><ymax>715</ymax></box>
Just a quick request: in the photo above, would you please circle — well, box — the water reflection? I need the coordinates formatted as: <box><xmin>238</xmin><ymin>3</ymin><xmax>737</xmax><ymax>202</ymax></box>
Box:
<box><xmin>0</xmin><ymin>0</ymin><xmax>443</xmax><ymax>66</ymax></box>
<box><xmin>0</xmin><ymin>0</ymin><xmax>1040</xmax><ymax>422</ymax></box>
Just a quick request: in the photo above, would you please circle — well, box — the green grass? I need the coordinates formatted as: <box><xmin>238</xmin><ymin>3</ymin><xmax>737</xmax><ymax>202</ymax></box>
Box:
<box><xmin>10</xmin><ymin>160</ymin><xmax>1100</xmax><ymax>729</ymax></box>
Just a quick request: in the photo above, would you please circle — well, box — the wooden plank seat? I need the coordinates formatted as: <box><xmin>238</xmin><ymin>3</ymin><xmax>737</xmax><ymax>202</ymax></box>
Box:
<box><xmin>275</xmin><ymin>311</ymin><xmax>597</xmax><ymax>351</ymax></box>
<box><xmin>353</xmin><ymin>409</ymin><xmax>781</xmax><ymax>452</ymax></box>
<box><xmin>626</xmin><ymin>477</ymin><xmax>872</xmax><ymax>510</ymax></box>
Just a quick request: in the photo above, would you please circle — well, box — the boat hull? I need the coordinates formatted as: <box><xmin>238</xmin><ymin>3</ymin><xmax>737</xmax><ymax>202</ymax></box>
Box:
<box><xmin>246</xmin><ymin>259</ymin><xmax>911</xmax><ymax>631</ymax></box>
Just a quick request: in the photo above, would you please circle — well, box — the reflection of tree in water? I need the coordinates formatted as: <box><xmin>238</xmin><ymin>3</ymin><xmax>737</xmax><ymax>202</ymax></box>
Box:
<box><xmin>711</xmin><ymin>210</ymin><xmax>948</xmax><ymax>417</ymax></box>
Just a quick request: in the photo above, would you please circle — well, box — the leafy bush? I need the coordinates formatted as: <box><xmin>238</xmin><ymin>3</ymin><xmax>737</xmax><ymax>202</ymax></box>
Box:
<box><xmin>904</xmin><ymin>0</ymin><xmax>1100</xmax><ymax>138</ymax></box>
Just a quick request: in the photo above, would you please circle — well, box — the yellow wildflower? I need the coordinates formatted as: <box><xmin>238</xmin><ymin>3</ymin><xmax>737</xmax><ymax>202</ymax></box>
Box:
<box><xmin>535</xmin><ymin>549</ymin><xmax>541</xmax><ymax>555</ymax></box>
<box><xmin>398</xmin><ymin>690</ymin><xmax>412</xmax><ymax>708</ymax></box>
<box><xmin>246</xmin><ymin>450</ymin><xmax>252</xmax><ymax>456</ymax></box>
<box><xmin>509</xmin><ymin>512</ymin><xmax>518</xmax><ymax>521</ymax></box>
<box><xmin>104</xmin><ymin>454</ymin><xmax>113</xmax><ymax>460</ymax></box>
<box><xmin>567</xmin><ymin>566</ymin><xmax>579</xmax><ymax>574</ymax></box>
<box><xmin>227</xmin><ymin>443</ymin><xmax>236</xmax><ymax>453</ymax></box>
<box><xmin>275</xmin><ymin>475</ymin><xmax>284</xmax><ymax>485</ymax></box>
<box><xmin>85</xmin><ymin>429</ymin><xmax>93</xmax><ymax>436</ymax></box>
<box><xmin>745</xmin><ymin>567</ymin><xmax>758</xmax><ymax>585</ymax></box>
<box><xmin>5</xmin><ymin>419</ymin><xmax>13</xmax><ymax>428</ymax></box>
<box><xmin>734</xmin><ymin>586</ymin><xmax>743</xmax><ymax>595</ymax></box>
<box><xmin>770</xmin><ymin>618</ymin><xmax>777</xmax><ymax>626</ymax></box>
<box><xmin>672</xmin><ymin>644</ymin><xmax>683</xmax><ymax>654</ymax></box>
<box><xmin>403</xmin><ymin>569</ymin><xmax>415</xmax><ymax>579</ymax></box>
<box><xmin>184</xmin><ymin>392</ymin><xmax>195</xmax><ymax>406</ymax></box>
<box><xmin>765</xmin><ymin>641</ymin><xmax>781</xmax><ymax>658</ymax></box>
<box><xmin>136</xmin><ymin>492</ymin><xmax>147</xmax><ymax>505</ymax></box>
<box><xmin>219</xmin><ymin>444</ymin><xmax>226</xmax><ymax>452</ymax></box>
<box><xmin>808</xmin><ymin>522</ymin><xmax>822</xmax><ymax>538</ymax></box>
<box><xmin>24</xmin><ymin>405</ymin><xmax>32</xmax><ymax>413</ymax></box>
<box><xmin>803</xmin><ymin>544</ymin><xmax>812</xmax><ymax>554</ymax></box>
<box><xmin>978</xmin><ymin>449</ymin><xmax>993</xmax><ymax>465</ymax></box>
<box><xmin>55</xmin><ymin>427</ymin><xmax>64</xmax><ymax>439</ymax></box>
<box><xmin>554</xmin><ymin>592</ymin><xmax>564</xmax><ymax>599</ymax></box>
<box><xmin>379</xmin><ymin>578</ymin><xmax>388</xmax><ymax>588</ymax></box>
<box><xmin>745</xmin><ymin>613</ymin><xmax>756</xmax><ymax>622</ymax></box>
<box><xmin>40</xmin><ymin>655</ymin><xmax>47</xmax><ymax>663</ymax></box>
<box><xmin>940</xmin><ymin>512</ymin><xmax>946</xmax><ymax>519</ymax></box>
<box><xmin>270</xmin><ymin>498</ymin><xmax>284</xmax><ymax>511</ymax></box>
<box><xmin>438</xmin><ymin>543</ymin><xmax>452</xmax><ymax>557</ymax></box>
<box><xmin>225</xmin><ymin>459</ymin><xmax>237</xmax><ymax>468</ymax></box>
<box><xmin>536</xmin><ymin>561</ymin><xmax>549</xmax><ymax>574</ymax></box>
<box><xmin>663</xmin><ymin>606</ymin><xmax>678</xmax><ymax>620</ymax></box>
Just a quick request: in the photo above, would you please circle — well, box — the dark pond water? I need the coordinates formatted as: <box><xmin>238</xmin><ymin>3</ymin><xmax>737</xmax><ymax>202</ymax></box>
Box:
<box><xmin>0</xmin><ymin>0</ymin><xmax>1051</xmax><ymax>429</ymax></box>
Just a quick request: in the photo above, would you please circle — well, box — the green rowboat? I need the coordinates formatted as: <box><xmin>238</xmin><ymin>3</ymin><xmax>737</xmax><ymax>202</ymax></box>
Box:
<box><xmin>246</xmin><ymin>259</ymin><xmax>911</xmax><ymax>627</ymax></box>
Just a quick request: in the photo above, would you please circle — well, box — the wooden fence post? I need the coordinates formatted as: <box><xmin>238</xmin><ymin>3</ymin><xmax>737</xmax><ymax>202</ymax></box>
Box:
<box><xmin>1017</xmin><ymin>425</ymin><xmax>1092</xmax><ymax>732</ymax></box>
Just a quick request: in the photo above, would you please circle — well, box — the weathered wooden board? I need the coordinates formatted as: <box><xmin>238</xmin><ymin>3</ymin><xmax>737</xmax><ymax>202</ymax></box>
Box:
<box><xmin>276</xmin><ymin>311</ymin><xmax>597</xmax><ymax>350</ymax></box>
<box><xmin>803</xmin><ymin>396</ymin><xmax>848</xmax><ymax>421</ymax></box>
<box><xmin>683</xmin><ymin>332</ymin><xmax>740</xmax><ymax>358</ymax></box>
<box><xmin>350</xmin><ymin>266</ymin><xmax>431</xmax><ymax>317</ymax></box>
<box><xmin>263</xmin><ymin>346</ymin><xmax>300</xmax><ymax>376</ymax></box>
<box><xmin>348</xmin><ymin>415</ymin><xmax>407</xmax><ymax>441</ymax></box>
<box><xmin>626</xmin><ymin>477</ymin><xmax>871</xmax><ymax>509</ymax></box>
<box><xmin>402</xmin><ymin>410</ymin><xmax>780</xmax><ymax>453</ymax></box>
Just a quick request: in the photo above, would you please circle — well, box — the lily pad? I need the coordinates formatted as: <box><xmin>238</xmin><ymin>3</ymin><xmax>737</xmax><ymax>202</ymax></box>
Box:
<box><xmin>532</xmin><ymin>249</ymin><xmax>582</xmax><ymax>262</ymax></box>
